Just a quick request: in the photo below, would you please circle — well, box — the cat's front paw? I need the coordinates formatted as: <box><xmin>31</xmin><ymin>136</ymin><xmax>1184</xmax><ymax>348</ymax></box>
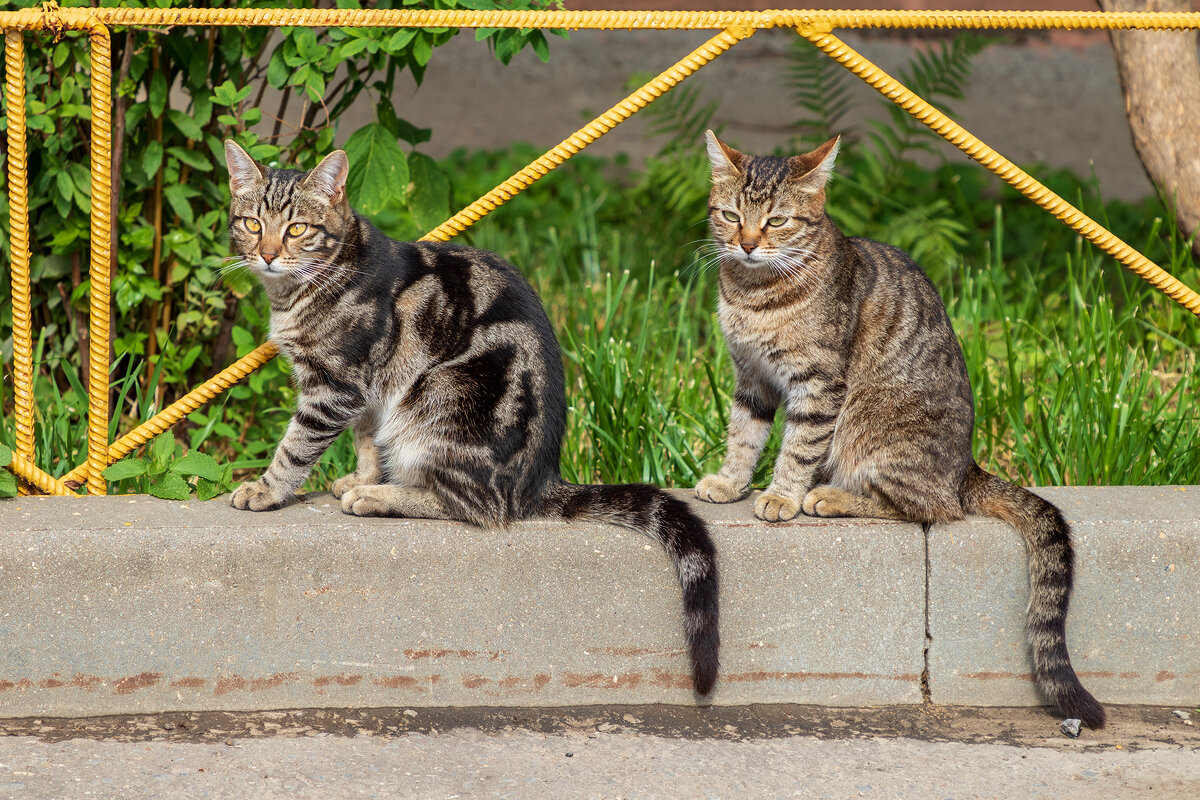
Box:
<box><xmin>694</xmin><ymin>474</ymin><xmax>747</xmax><ymax>504</ymax></box>
<box><xmin>754</xmin><ymin>491</ymin><xmax>800</xmax><ymax>522</ymax></box>
<box><xmin>230</xmin><ymin>480</ymin><xmax>290</xmax><ymax>511</ymax></box>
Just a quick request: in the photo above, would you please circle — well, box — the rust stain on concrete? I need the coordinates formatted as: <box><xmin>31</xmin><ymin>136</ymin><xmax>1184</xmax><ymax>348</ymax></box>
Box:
<box><xmin>403</xmin><ymin>648</ymin><xmax>503</xmax><ymax>661</ymax></box>
<box><xmin>72</xmin><ymin>674</ymin><xmax>104</xmax><ymax>691</ymax></box>
<box><xmin>563</xmin><ymin>672</ymin><xmax>644</xmax><ymax>689</ymax></box>
<box><xmin>1157</xmin><ymin>670</ymin><xmax>1178</xmax><ymax>682</ymax></box>
<box><xmin>40</xmin><ymin>677</ymin><xmax>65</xmax><ymax>689</ymax></box>
<box><xmin>725</xmin><ymin>670</ymin><xmax>919</xmax><ymax>683</ymax></box>
<box><xmin>592</xmin><ymin>646</ymin><xmax>687</xmax><ymax>658</ymax></box>
<box><xmin>213</xmin><ymin>672</ymin><xmax>299</xmax><ymax>696</ymax></box>
<box><xmin>374</xmin><ymin>674</ymin><xmax>442</xmax><ymax>690</ymax></box>
<box><xmin>561</xmin><ymin>670</ymin><xmax>692</xmax><ymax>690</ymax></box>
<box><xmin>114</xmin><ymin>672</ymin><xmax>163</xmax><ymax>695</ymax></box>
<box><xmin>303</xmin><ymin>585</ymin><xmax>334</xmax><ymax>597</ymax></box>
<box><xmin>314</xmin><ymin>673</ymin><xmax>363</xmax><ymax>689</ymax></box>
<box><xmin>171</xmin><ymin>677</ymin><xmax>206</xmax><ymax>689</ymax></box>
<box><xmin>457</xmin><ymin>674</ymin><xmax>553</xmax><ymax>693</ymax></box>
<box><xmin>960</xmin><ymin>671</ymin><xmax>1035</xmax><ymax>682</ymax></box>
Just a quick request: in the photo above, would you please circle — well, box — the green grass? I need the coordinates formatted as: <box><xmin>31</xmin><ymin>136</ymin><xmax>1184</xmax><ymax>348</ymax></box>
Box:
<box><xmin>5</xmin><ymin>143</ymin><xmax>1198</xmax><ymax>495</ymax></box>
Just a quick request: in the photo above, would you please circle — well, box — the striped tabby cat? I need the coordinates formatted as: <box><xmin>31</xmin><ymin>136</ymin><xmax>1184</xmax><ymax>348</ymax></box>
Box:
<box><xmin>223</xmin><ymin>140</ymin><xmax>720</xmax><ymax>695</ymax></box>
<box><xmin>694</xmin><ymin>131</ymin><xmax>1104</xmax><ymax>727</ymax></box>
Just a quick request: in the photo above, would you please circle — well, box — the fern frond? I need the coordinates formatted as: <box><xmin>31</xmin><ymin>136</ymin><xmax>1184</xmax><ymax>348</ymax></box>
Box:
<box><xmin>899</xmin><ymin>33</ymin><xmax>994</xmax><ymax>114</ymax></box>
<box><xmin>629</xmin><ymin>70</ymin><xmax>720</xmax><ymax>157</ymax></box>
<box><xmin>785</xmin><ymin>37</ymin><xmax>855</xmax><ymax>144</ymax></box>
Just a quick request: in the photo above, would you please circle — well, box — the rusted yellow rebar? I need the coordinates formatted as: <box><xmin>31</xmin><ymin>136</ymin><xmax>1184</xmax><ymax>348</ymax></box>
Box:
<box><xmin>84</xmin><ymin>20</ymin><xmax>112</xmax><ymax>495</ymax></box>
<box><xmin>6</xmin><ymin>30</ymin><xmax>33</xmax><ymax>495</ymax></box>
<box><xmin>0</xmin><ymin>7</ymin><xmax>1197</xmax><ymax>33</ymax></box>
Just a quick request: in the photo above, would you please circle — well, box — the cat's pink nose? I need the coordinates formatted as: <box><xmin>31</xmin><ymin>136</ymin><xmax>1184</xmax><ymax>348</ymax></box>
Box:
<box><xmin>261</xmin><ymin>251</ymin><xmax>278</xmax><ymax>264</ymax></box>
<box><xmin>741</xmin><ymin>243</ymin><xmax>756</xmax><ymax>254</ymax></box>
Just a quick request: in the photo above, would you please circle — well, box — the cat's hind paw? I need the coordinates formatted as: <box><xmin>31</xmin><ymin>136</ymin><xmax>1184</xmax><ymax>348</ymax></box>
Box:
<box><xmin>694</xmin><ymin>474</ymin><xmax>747</xmax><ymax>504</ymax></box>
<box><xmin>340</xmin><ymin>485</ymin><xmax>452</xmax><ymax>520</ymax></box>
<box><xmin>331</xmin><ymin>473</ymin><xmax>368</xmax><ymax>499</ymax></box>
<box><xmin>754</xmin><ymin>491</ymin><xmax>800</xmax><ymax>522</ymax></box>
<box><xmin>340</xmin><ymin>486</ymin><xmax>391</xmax><ymax>517</ymax></box>
<box><xmin>230</xmin><ymin>479</ymin><xmax>290</xmax><ymax>512</ymax></box>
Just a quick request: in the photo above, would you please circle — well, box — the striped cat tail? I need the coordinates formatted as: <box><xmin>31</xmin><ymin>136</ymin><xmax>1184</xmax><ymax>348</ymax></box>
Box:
<box><xmin>542</xmin><ymin>482</ymin><xmax>720</xmax><ymax>695</ymax></box>
<box><xmin>961</xmin><ymin>464</ymin><xmax>1106</xmax><ymax>728</ymax></box>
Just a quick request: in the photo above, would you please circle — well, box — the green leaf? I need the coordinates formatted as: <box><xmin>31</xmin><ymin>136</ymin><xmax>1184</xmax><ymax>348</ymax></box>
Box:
<box><xmin>148</xmin><ymin>471</ymin><xmax>192</xmax><ymax>501</ymax></box>
<box><xmin>224</xmin><ymin>269</ymin><xmax>257</xmax><ymax>299</ymax></box>
<box><xmin>342</xmin><ymin>123</ymin><xmax>408</xmax><ymax>217</ymax></box>
<box><xmin>150</xmin><ymin>431</ymin><xmax>177</xmax><ymax>472</ymax></box>
<box><xmin>407</xmin><ymin>152</ymin><xmax>450</xmax><ymax>235</ymax></box>
<box><xmin>141</xmin><ymin>139</ymin><xmax>164</xmax><ymax>179</ymax></box>
<box><xmin>530</xmin><ymin>30</ymin><xmax>550</xmax><ymax>63</ymax></box>
<box><xmin>387</xmin><ymin>29</ymin><xmax>417</xmax><ymax>51</ymax></box>
<box><xmin>167</xmin><ymin>146</ymin><xmax>212</xmax><ymax>172</ymax></box>
<box><xmin>338</xmin><ymin>37</ymin><xmax>369</xmax><ymax>58</ymax></box>
<box><xmin>212</xmin><ymin>79</ymin><xmax>251</xmax><ymax>107</ymax></box>
<box><xmin>411</xmin><ymin>34</ymin><xmax>433</xmax><ymax>67</ymax></box>
<box><xmin>0</xmin><ymin>469</ymin><xmax>17</xmax><ymax>498</ymax></box>
<box><xmin>231</xmin><ymin>325</ymin><xmax>257</xmax><ymax>357</ymax></box>
<box><xmin>267</xmin><ymin>47</ymin><xmax>291</xmax><ymax>88</ymax></box>
<box><xmin>149</xmin><ymin>69</ymin><xmax>167</xmax><ymax>118</ymax></box>
<box><xmin>55</xmin><ymin>170</ymin><xmax>74</xmax><ymax>201</ymax></box>
<box><xmin>102</xmin><ymin>458</ymin><xmax>149</xmax><ymax>481</ymax></box>
<box><xmin>0</xmin><ymin>443</ymin><xmax>12</xmax><ymax>467</ymax></box>
<box><xmin>393</xmin><ymin>117</ymin><xmax>432</xmax><ymax>147</ymax></box>
<box><xmin>163</xmin><ymin>183</ymin><xmax>197</xmax><ymax>226</ymax></box>
<box><xmin>195</xmin><ymin>476</ymin><xmax>225</xmax><ymax>502</ymax></box>
<box><xmin>166</xmin><ymin>108</ymin><xmax>204</xmax><ymax>141</ymax></box>
<box><xmin>170</xmin><ymin>451</ymin><xmax>222</xmax><ymax>482</ymax></box>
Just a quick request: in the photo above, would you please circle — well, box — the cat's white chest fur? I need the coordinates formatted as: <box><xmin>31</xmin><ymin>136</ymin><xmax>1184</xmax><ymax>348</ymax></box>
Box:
<box><xmin>371</xmin><ymin>397</ymin><xmax>436</xmax><ymax>486</ymax></box>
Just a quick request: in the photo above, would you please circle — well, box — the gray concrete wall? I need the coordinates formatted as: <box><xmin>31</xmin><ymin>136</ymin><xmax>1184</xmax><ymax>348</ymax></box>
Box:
<box><xmin>0</xmin><ymin>487</ymin><xmax>1195</xmax><ymax>718</ymax></box>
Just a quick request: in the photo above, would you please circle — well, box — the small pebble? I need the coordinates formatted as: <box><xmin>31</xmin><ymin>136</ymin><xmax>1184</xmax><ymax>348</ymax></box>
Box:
<box><xmin>1171</xmin><ymin>710</ymin><xmax>1191</xmax><ymax>720</ymax></box>
<box><xmin>565</xmin><ymin>752</ymin><xmax>573</xmax><ymax>758</ymax></box>
<box><xmin>1060</xmin><ymin>718</ymin><xmax>1082</xmax><ymax>739</ymax></box>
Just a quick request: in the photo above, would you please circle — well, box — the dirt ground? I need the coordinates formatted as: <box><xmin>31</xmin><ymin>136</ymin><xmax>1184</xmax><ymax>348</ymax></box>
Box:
<box><xmin>3</xmin><ymin>703</ymin><xmax>1197</xmax><ymax>751</ymax></box>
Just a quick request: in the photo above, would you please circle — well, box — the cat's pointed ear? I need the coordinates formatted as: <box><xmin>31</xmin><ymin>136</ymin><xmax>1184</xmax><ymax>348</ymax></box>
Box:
<box><xmin>788</xmin><ymin>135</ymin><xmax>841</xmax><ymax>193</ymax></box>
<box><xmin>705</xmin><ymin>130</ymin><xmax>746</xmax><ymax>178</ymax></box>
<box><xmin>303</xmin><ymin>149</ymin><xmax>350</xmax><ymax>204</ymax></box>
<box><xmin>225</xmin><ymin>139</ymin><xmax>267</xmax><ymax>197</ymax></box>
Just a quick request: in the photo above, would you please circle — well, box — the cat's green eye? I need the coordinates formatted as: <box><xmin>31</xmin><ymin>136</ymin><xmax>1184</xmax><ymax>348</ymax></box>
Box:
<box><xmin>243</xmin><ymin>218</ymin><xmax>261</xmax><ymax>233</ymax></box>
<box><xmin>287</xmin><ymin>222</ymin><xmax>308</xmax><ymax>237</ymax></box>
<box><xmin>767</xmin><ymin>216</ymin><xmax>788</xmax><ymax>227</ymax></box>
<box><xmin>721</xmin><ymin>210</ymin><xmax>740</xmax><ymax>223</ymax></box>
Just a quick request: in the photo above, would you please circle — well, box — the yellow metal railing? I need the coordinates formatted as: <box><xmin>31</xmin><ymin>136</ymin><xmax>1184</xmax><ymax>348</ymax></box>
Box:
<box><xmin>5</xmin><ymin>7</ymin><xmax>1200</xmax><ymax>497</ymax></box>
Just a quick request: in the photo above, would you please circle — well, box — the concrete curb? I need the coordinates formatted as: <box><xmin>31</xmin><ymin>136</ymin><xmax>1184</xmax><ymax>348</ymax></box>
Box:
<box><xmin>0</xmin><ymin>487</ymin><xmax>1195</xmax><ymax>718</ymax></box>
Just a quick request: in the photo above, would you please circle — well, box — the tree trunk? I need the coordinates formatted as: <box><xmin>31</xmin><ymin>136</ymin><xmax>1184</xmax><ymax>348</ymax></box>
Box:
<box><xmin>1099</xmin><ymin>0</ymin><xmax>1200</xmax><ymax>255</ymax></box>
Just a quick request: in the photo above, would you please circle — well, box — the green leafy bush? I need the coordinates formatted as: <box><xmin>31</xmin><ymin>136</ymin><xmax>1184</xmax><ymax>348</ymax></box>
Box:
<box><xmin>0</xmin><ymin>0</ymin><xmax>563</xmax><ymax>493</ymax></box>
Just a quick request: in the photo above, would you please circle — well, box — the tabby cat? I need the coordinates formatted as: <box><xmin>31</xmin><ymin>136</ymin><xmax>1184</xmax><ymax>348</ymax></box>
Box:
<box><xmin>222</xmin><ymin>140</ymin><xmax>720</xmax><ymax>695</ymax></box>
<box><xmin>693</xmin><ymin>130</ymin><xmax>1104</xmax><ymax>727</ymax></box>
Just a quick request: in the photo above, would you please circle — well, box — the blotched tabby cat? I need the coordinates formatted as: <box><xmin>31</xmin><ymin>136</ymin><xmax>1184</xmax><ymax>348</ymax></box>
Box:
<box><xmin>223</xmin><ymin>140</ymin><xmax>720</xmax><ymax>695</ymax></box>
<box><xmin>693</xmin><ymin>131</ymin><xmax>1104</xmax><ymax>727</ymax></box>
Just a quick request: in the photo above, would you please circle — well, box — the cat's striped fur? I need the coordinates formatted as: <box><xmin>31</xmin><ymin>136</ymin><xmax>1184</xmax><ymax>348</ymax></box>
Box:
<box><xmin>694</xmin><ymin>131</ymin><xmax>1104</xmax><ymax>727</ymax></box>
<box><xmin>223</xmin><ymin>141</ymin><xmax>719</xmax><ymax>695</ymax></box>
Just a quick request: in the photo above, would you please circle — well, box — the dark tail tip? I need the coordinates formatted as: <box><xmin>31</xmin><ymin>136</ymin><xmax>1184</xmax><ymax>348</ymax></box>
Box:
<box><xmin>1058</xmin><ymin>684</ymin><xmax>1107</xmax><ymax>730</ymax></box>
<box><xmin>686</xmin><ymin>579</ymin><xmax>721</xmax><ymax>696</ymax></box>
